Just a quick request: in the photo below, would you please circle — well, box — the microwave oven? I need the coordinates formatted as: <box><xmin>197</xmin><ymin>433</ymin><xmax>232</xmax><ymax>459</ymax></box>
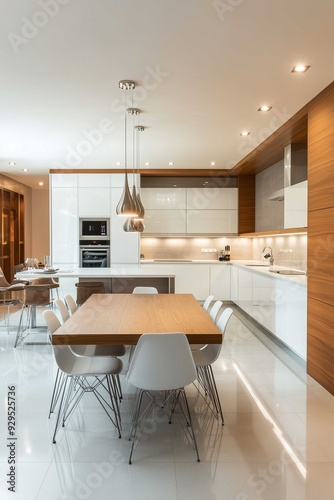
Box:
<box><xmin>79</xmin><ymin>218</ymin><xmax>110</xmax><ymax>239</ymax></box>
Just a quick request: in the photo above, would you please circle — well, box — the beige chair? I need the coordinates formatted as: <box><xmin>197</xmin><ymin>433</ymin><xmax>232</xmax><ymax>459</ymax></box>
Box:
<box><xmin>64</xmin><ymin>295</ymin><xmax>77</xmax><ymax>315</ymax></box>
<box><xmin>0</xmin><ymin>268</ymin><xmax>27</xmax><ymax>334</ymax></box>
<box><xmin>75</xmin><ymin>281</ymin><xmax>105</xmax><ymax>306</ymax></box>
<box><xmin>31</xmin><ymin>277</ymin><xmax>60</xmax><ymax>301</ymax></box>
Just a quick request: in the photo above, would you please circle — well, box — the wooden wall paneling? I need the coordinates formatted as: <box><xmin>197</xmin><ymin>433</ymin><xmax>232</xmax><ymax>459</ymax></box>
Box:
<box><xmin>308</xmin><ymin>207</ymin><xmax>334</xmax><ymax>307</ymax></box>
<box><xmin>237</xmin><ymin>176</ymin><xmax>255</xmax><ymax>233</ymax></box>
<box><xmin>308</xmin><ymin>296</ymin><xmax>334</xmax><ymax>396</ymax></box>
<box><xmin>308</xmin><ymin>84</ymin><xmax>334</xmax><ymax>212</ymax></box>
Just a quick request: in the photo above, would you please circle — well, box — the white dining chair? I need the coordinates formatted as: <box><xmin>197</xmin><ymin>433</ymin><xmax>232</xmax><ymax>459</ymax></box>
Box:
<box><xmin>202</xmin><ymin>294</ymin><xmax>214</xmax><ymax>312</ymax></box>
<box><xmin>192</xmin><ymin>307</ymin><xmax>233</xmax><ymax>425</ymax></box>
<box><xmin>43</xmin><ymin>310</ymin><xmax>123</xmax><ymax>443</ymax></box>
<box><xmin>132</xmin><ymin>286</ymin><xmax>158</xmax><ymax>294</ymax></box>
<box><xmin>127</xmin><ymin>332</ymin><xmax>200</xmax><ymax>464</ymax></box>
<box><xmin>55</xmin><ymin>298</ymin><xmax>70</xmax><ymax>322</ymax></box>
<box><xmin>64</xmin><ymin>295</ymin><xmax>77</xmax><ymax>315</ymax></box>
<box><xmin>209</xmin><ymin>300</ymin><xmax>223</xmax><ymax>323</ymax></box>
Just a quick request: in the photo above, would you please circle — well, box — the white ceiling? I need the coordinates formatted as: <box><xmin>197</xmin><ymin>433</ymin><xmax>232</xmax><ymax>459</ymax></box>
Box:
<box><xmin>1</xmin><ymin>0</ymin><xmax>334</xmax><ymax>189</ymax></box>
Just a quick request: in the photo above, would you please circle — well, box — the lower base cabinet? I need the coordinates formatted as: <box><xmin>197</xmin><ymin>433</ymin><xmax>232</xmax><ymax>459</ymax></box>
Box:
<box><xmin>232</xmin><ymin>266</ymin><xmax>306</xmax><ymax>360</ymax></box>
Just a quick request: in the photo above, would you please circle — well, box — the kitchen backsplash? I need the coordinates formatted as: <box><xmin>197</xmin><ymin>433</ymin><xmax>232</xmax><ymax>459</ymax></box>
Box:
<box><xmin>140</xmin><ymin>234</ymin><xmax>307</xmax><ymax>270</ymax></box>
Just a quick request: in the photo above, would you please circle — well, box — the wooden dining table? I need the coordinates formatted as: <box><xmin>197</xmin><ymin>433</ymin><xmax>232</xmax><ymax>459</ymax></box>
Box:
<box><xmin>52</xmin><ymin>293</ymin><xmax>222</xmax><ymax>346</ymax></box>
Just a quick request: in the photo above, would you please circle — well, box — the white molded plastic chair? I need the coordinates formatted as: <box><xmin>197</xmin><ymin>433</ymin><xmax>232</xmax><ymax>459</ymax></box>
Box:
<box><xmin>202</xmin><ymin>294</ymin><xmax>214</xmax><ymax>312</ymax></box>
<box><xmin>132</xmin><ymin>286</ymin><xmax>158</xmax><ymax>294</ymax></box>
<box><xmin>64</xmin><ymin>295</ymin><xmax>77</xmax><ymax>315</ymax></box>
<box><xmin>43</xmin><ymin>310</ymin><xmax>123</xmax><ymax>443</ymax></box>
<box><xmin>209</xmin><ymin>300</ymin><xmax>223</xmax><ymax>323</ymax></box>
<box><xmin>192</xmin><ymin>307</ymin><xmax>233</xmax><ymax>425</ymax></box>
<box><xmin>127</xmin><ymin>332</ymin><xmax>200</xmax><ymax>464</ymax></box>
<box><xmin>55</xmin><ymin>298</ymin><xmax>70</xmax><ymax>322</ymax></box>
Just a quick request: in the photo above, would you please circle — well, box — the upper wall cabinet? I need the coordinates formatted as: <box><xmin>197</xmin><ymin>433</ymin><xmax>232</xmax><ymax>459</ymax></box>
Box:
<box><xmin>284</xmin><ymin>180</ymin><xmax>308</xmax><ymax>229</ymax></box>
<box><xmin>141</xmin><ymin>187</ymin><xmax>238</xmax><ymax>235</ymax></box>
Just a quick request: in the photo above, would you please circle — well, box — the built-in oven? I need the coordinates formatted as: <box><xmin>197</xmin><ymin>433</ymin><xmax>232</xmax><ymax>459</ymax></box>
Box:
<box><xmin>79</xmin><ymin>240</ymin><xmax>110</xmax><ymax>267</ymax></box>
<box><xmin>79</xmin><ymin>218</ymin><xmax>110</xmax><ymax>240</ymax></box>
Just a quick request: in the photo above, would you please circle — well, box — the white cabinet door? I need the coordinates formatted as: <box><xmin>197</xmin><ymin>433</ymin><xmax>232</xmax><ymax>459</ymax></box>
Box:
<box><xmin>284</xmin><ymin>283</ymin><xmax>307</xmax><ymax>359</ymax></box>
<box><xmin>51</xmin><ymin>187</ymin><xmax>79</xmax><ymax>266</ymax></box>
<box><xmin>187</xmin><ymin>210</ymin><xmax>238</xmax><ymax>234</ymax></box>
<box><xmin>51</xmin><ymin>174</ymin><xmax>77</xmax><ymax>188</ymax></box>
<box><xmin>173</xmin><ymin>264</ymin><xmax>210</xmax><ymax>300</ymax></box>
<box><xmin>187</xmin><ymin>188</ymin><xmax>238</xmax><ymax>210</ymax></box>
<box><xmin>284</xmin><ymin>181</ymin><xmax>308</xmax><ymax>228</ymax></box>
<box><xmin>110</xmin><ymin>188</ymin><xmax>139</xmax><ymax>264</ymax></box>
<box><xmin>141</xmin><ymin>188</ymin><xmax>186</xmax><ymax>209</ymax></box>
<box><xmin>238</xmin><ymin>268</ymin><xmax>253</xmax><ymax>316</ymax></box>
<box><xmin>230</xmin><ymin>266</ymin><xmax>239</xmax><ymax>303</ymax></box>
<box><xmin>252</xmin><ymin>273</ymin><xmax>274</xmax><ymax>332</ymax></box>
<box><xmin>143</xmin><ymin>210</ymin><xmax>186</xmax><ymax>234</ymax></box>
<box><xmin>78</xmin><ymin>174</ymin><xmax>111</xmax><ymax>188</ymax></box>
<box><xmin>78</xmin><ymin>187</ymin><xmax>110</xmax><ymax>217</ymax></box>
<box><xmin>210</xmin><ymin>265</ymin><xmax>231</xmax><ymax>300</ymax></box>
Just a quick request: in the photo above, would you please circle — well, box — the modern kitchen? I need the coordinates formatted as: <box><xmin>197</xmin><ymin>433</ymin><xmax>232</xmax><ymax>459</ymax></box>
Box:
<box><xmin>1</xmin><ymin>1</ymin><xmax>334</xmax><ymax>499</ymax></box>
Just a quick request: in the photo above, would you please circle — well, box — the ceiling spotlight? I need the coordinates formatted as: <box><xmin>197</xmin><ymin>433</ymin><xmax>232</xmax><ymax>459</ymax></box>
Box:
<box><xmin>168</xmin><ymin>162</ymin><xmax>174</xmax><ymax>166</ymax></box>
<box><xmin>240</xmin><ymin>131</ymin><xmax>250</xmax><ymax>136</ymax></box>
<box><xmin>258</xmin><ymin>105</ymin><xmax>272</xmax><ymax>112</ymax></box>
<box><xmin>22</xmin><ymin>169</ymin><xmax>29</xmax><ymax>172</ymax></box>
<box><xmin>210</xmin><ymin>161</ymin><xmax>216</xmax><ymax>166</ymax></box>
<box><xmin>144</xmin><ymin>162</ymin><xmax>150</xmax><ymax>166</ymax></box>
<box><xmin>38</xmin><ymin>182</ymin><xmax>44</xmax><ymax>186</ymax></box>
<box><xmin>115</xmin><ymin>161</ymin><xmax>121</xmax><ymax>166</ymax></box>
<box><xmin>8</xmin><ymin>162</ymin><xmax>16</xmax><ymax>166</ymax></box>
<box><xmin>292</xmin><ymin>64</ymin><xmax>310</xmax><ymax>73</ymax></box>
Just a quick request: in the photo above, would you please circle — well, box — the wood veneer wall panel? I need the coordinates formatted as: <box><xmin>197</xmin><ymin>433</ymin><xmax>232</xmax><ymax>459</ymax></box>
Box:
<box><xmin>308</xmin><ymin>297</ymin><xmax>334</xmax><ymax>396</ymax></box>
<box><xmin>237</xmin><ymin>176</ymin><xmax>255</xmax><ymax>233</ymax></box>
<box><xmin>308</xmin><ymin>207</ymin><xmax>334</xmax><ymax>307</ymax></box>
<box><xmin>308</xmin><ymin>84</ymin><xmax>334</xmax><ymax>212</ymax></box>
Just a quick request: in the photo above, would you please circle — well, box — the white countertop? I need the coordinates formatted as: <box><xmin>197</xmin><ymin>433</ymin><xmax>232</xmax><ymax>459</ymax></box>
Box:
<box><xmin>16</xmin><ymin>265</ymin><xmax>175</xmax><ymax>280</ymax></box>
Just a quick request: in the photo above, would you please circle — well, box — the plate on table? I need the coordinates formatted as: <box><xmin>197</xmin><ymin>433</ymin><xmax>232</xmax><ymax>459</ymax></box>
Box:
<box><xmin>42</xmin><ymin>269</ymin><xmax>58</xmax><ymax>274</ymax></box>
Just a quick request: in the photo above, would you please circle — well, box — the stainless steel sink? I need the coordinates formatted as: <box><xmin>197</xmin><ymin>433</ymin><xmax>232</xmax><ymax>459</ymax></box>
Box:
<box><xmin>269</xmin><ymin>269</ymin><xmax>306</xmax><ymax>275</ymax></box>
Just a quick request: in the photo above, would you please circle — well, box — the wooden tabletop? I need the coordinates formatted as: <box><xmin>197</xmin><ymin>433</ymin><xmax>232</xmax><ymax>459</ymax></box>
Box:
<box><xmin>52</xmin><ymin>294</ymin><xmax>222</xmax><ymax>345</ymax></box>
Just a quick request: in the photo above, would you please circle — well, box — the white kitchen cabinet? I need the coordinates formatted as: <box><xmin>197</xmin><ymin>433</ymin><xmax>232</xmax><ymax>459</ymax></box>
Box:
<box><xmin>110</xmin><ymin>187</ymin><xmax>139</xmax><ymax>264</ymax></box>
<box><xmin>78</xmin><ymin>187</ymin><xmax>110</xmax><ymax>217</ymax></box>
<box><xmin>210</xmin><ymin>265</ymin><xmax>231</xmax><ymax>300</ymax></box>
<box><xmin>282</xmin><ymin>282</ymin><xmax>307</xmax><ymax>359</ymax></box>
<box><xmin>173</xmin><ymin>264</ymin><xmax>210</xmax><ymax>300</ymax></box>
<box><xmin>284</xmin><ymin>180</ymin><xmax>308</xmax><ymax>228</ymax></box>
<box><xmin>237</xmin><ymin>267</ymin><xmax>253</xmax><ymax>316</ymax></box>
<box><xmin>51</xmin><ymin>173</ymin><xmax>77</xmax><ymax>188</ymax></box>
<box><xmin>230</xmin><ymin>265</ymin><xmax>239</xmax><ymax>303</ymax></box>
<box><xmin>187</xmin><ymin>209</ymin><xmax>238</xmax><ymax>234</ymax></box>
<box><xmin>51</xmin><ymin>187</ymin><xmax>79</xmax><ymax>266</ymax></box>
<box><xmin>252</xmin><ymin>273</ymin><xmax>275</xmax><ymax>333</ymax></box>
<box><xmin>144</xmin><ymin>209</ymin><xmax>187</xmax><ymax>234</ymax></box>
<box><xmin>77</xmin><ymin>174</ymin><xmax>111</xmax><ymax>188</ymax></box>
<box><xmin>141</xmin><ymin>188</ymin><xmax>186</xmax><ymax>209</ymax></box>
<box><xmin>187</xmin><ymin>187</ymin><xmax>237</xmax><ymax>210</ymax></box>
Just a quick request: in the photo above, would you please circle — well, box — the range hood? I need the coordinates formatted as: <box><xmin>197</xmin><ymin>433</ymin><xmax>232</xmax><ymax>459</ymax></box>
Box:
<box><xmin>268</xmin><ymin>143</ymin><xmax>307</xmax><ymax>201</ymax></box>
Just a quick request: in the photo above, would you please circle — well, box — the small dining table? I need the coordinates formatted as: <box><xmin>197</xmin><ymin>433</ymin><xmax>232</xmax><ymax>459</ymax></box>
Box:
<box><xmin>52</xmin><ymin>293</ymin><xmax>222</xmax><ymax>346</ymax></box>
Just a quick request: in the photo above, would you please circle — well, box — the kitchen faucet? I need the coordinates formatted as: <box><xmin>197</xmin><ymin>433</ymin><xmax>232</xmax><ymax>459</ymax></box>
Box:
<box><xmin>262</xmin><ymin>246</ymin><xmax>274</xmax><ymax>266</ymax></box>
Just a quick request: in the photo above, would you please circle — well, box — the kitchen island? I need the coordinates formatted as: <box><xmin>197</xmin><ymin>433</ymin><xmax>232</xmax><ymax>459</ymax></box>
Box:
<box><xmin>16</xmin><ymin>266</ymin><xmax>175</xmax><ymax>294</ymax></box>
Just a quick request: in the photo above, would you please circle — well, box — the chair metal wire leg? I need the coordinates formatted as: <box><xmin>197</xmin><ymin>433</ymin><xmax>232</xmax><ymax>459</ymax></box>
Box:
<box><xmin>48</xmin><ymin>368</ymin><xmax>66</xmax><ymax>417</ymax></box>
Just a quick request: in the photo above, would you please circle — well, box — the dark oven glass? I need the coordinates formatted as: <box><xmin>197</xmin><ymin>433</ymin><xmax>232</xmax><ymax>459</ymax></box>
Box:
<box><xmin>80</xmin><ymin>248</ymin><xmax>109</xmax><ymax>267</ymax></box>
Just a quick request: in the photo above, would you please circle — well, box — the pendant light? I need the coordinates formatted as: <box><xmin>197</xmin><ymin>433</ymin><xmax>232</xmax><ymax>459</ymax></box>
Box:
<box><xmin>133</xmin><ymin>125</ymin><xmax>145</xmax><ymax>221</ymax></box>
<box><xmin>116</xmin><ymin>80</ymin><xmax>138</xmax><ymax>217</ymax></box>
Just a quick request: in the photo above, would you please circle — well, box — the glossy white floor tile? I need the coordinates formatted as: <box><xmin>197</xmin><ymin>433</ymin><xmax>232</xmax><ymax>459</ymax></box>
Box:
<box><xmin>1</xmin><ymin>304</ymin><xmax>334</xmax><ymax>499</ymax></box>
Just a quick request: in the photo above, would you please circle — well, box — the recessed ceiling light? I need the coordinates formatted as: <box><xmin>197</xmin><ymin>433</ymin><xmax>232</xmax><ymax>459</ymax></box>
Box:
<box><xmin>22</xmin><ymin>169</ymin><xmax>29</xmax><ymax>172</ymax></box>
<box><xmin>210</xmin><ymin>161</ymin><xmax>216</xmax><ymax>166</ymax></box>
<box><xmin>168</xmin><ymin>162</ymin><xmax>174</xmax><ymax>166</ymax></box>
<box><xmin>292</xmin><ymin>64</ymin><xmax>310</xmax><ymax>73</ymax></box>
<box><xmin>115</xmin><ymin>161</ymin><xmax>121</xmax><ymax>166</ymax></box>
<box><xmin>38</xmin><ymin>182</ymin><xmax>44</xmax><ymax>186</ymax></box>
<box><xmin>8</xmin><ymin>162</ymin><xmax>16</xmax><ymax>166</ymax></box>
<box><xmin>240</xmin><ymin>131</ymin><xmax>250</xmax><ymax>136</ymax></box>
<box><xmin>258</xmin><ymin>105</ymin><xmax>272</xmax><ymax>112</ymax></box>
<box><xmin>144</xmin><ymin>162</ymin><xmax>150</xmax><ymax>166</ymax></box>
